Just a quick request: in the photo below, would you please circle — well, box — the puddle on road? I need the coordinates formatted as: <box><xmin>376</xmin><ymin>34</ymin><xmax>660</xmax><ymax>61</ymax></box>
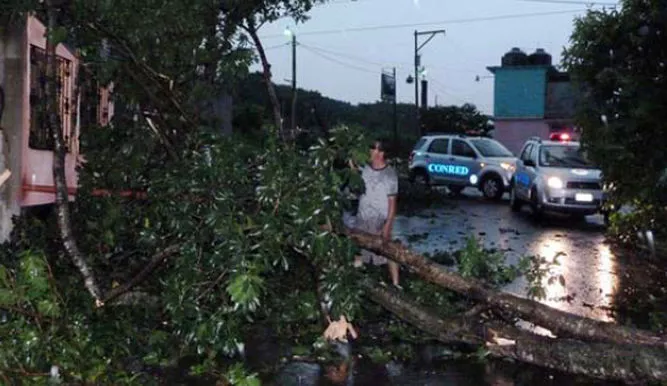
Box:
<box><xmin>393</xmin><ymin>192</ymin><xmax>619</xmax><ymax>322</ymax></box>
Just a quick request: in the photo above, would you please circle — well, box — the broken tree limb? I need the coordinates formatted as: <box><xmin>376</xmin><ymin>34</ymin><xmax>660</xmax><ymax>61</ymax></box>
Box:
<box><xmin>343</xmin><ymin>228</ymin><xmax>665</xmax><ymax>346</ymax></box>
<box><xmin>242</xmin><ymin>20</ymin><xmax>285</xmax><ymax>141</ymax></box>
<box><xmin>365</xmin><ymin>280</ymin><xmax>667</xmax><ymax>383</ymax></box>
<box><xmin>45</xmin><ymin>0</ymin><xmax>104</xmax><ymax>305</ymax></box>
<box><xmin>101</xmin><ymin>244</ymin><xmax>180</xmax><ymax>306</ymax></box>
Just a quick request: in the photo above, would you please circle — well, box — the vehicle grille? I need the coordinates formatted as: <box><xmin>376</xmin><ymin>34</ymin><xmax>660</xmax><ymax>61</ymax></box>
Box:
<box><xmin>566</xmin><ymin>181</ymin><xmax>601</xmax><ymax>190</ymax></box>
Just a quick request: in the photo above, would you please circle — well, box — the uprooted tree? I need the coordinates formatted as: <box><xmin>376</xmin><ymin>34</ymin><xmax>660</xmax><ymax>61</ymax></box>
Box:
<box><xmin>3</xmin><ymin>0</ymin><xmax>667</xmax><ymax>384</ymax></box>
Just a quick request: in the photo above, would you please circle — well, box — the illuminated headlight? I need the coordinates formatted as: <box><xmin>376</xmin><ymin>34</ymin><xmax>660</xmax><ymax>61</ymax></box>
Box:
<box><xmin>547</xmin><ymin>176</ymin><xmax>564</xmax><ymax>189</ymax></box>
<box><xmin>470</xmin><ymin>175</ymin><xmax>479</xmax><ymax>185</ymax></box>
<box><xmin>500</xmin><ymin>162</ymin><xmax>515</xmax><ymax>172</ymax></box>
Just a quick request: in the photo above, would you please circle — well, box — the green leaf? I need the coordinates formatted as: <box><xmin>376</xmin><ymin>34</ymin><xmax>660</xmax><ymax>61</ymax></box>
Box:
<box><xmin>226</xmin><ymin>273</ymin><xmax>264</xmax><ymax>311</ymax></box>
<box><xmin>0</xmin><ymin>265</ymin><xmax>10</xmax><ymax>287</ymax></box>
<box><xmin>37</xmin><ymin>299</ymin><xmax>61</xmax><ymax>317</ymax></box>
<box><xmin>0</xmin><ymin>288</ymin><xmax>17</xmax><ymax>306</ymax></box>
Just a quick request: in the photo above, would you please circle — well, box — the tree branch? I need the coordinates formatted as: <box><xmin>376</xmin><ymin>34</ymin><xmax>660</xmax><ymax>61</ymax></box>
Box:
<box><xmin>45</xmin><ymin>0</ymin><xmax>104</xmax><ymax>305</ymax></box>
<box><xmin>364</xmin><ymin>278</ymin><xmax>667</xmax><ymax>383</ymax></box>
<box><xmin>342</xmin><ymin>227</ymin><xmax>666</xmax><ymax>346</ymax></box>
<box><xmin>241</xmin><ymin>21</ymin><xmax>285</xmax><ymax>141</ymax></box>
<box><xmin>101</xmin><ymin>244</ymin><xmax>180</xmax><ymax>306</ymax></box>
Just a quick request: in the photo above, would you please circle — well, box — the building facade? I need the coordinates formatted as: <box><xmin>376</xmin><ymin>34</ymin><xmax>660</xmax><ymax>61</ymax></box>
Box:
<box><xmin>0</xmin><ymin>15</ymin><xmax>112</xmax><ymax>241</ymax></box>
<box><xmin>487</xmin><ymin>48</ymin><xmax>578</xmax><ymax>155</ymax></box>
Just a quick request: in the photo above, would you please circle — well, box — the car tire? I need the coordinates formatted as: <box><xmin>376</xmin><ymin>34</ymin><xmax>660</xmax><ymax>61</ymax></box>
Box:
<box><xmin>448</xmin><ymin>185</ymin><xmax>464</xmax><ymax>195</ymax></box>
<box><xmin>481</xmin><ymin>174</ymin><xmax>504</xmax><ymax>200</ymax></box>
<box><xmin>530</xmin><ymin>187</ymin><xmax>543</xmax><ymax>219</ymax></box>
<box><xmin>509</xmin><ymin>183</ymin><xmax>522</xmax><ymax>212</ymax></box>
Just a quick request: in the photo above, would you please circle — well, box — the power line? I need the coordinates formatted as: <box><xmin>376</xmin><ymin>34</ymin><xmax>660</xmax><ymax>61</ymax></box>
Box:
<box><xmin>429</xmin><ymin>78</ymin><xmax>469</xmax><ymax>105</ymax></box>
<box><xmin>260</xmin><ymin>9</ymin><xmax>588</xmax><ymax>39</ymax></box>
<box><xmin>300</xmin><ymin>41</ymin><xmax>480</xmax><ymax>74</ymax></box>
<box><xmin>518</xmin><ymin>0</ymin><xmax>617</xmax><ymax>5</ymax></box>
<box><xmin>299</xmin><ymin>44</ymin><xmax>378</xmax><ymax>75</ymax></box>
<box><xmin>299</xmin><ymin>43</ymin><xmax>392</xmax><ymax>67</ymax></box>
<box><xmin>261</xmin><ymin>42</ymin><xmax>291</xmax><ymax>51</ymax></box>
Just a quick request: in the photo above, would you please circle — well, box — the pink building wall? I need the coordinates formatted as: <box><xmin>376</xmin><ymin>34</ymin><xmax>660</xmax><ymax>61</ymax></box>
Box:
<box><xmin>2</xmin><ymin>15</ymin><xmax>113</xmax><ymax>241</ymax></box>
<box><xmin>493</xmin><ymin>119</ymin><xmax>550</xmax><ymax>156</ymax></box>
<box><xmin>21</xmin><ymin>16</ymin><xmax>81</xmax><ymax>206</ymax></box>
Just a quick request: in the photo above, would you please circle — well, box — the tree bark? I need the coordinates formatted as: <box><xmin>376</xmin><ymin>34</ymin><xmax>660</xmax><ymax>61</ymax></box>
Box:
<box><xmin>45</xmin><ymin>0</ymin><xmax>103</xmax><ymax>304</ymax></box>
<box><xmin>243</xmin><ymin>20</ymin><xmax>284</xmax><ymax>141</ymax></box>
<box><xmin>365</xmin><ymin>280</ymin><xmax>667</xmax><ymax>383</ymax></box>
<box><xmin>344</xmin><ymin>228</ymin><xmax>665</xmax><ymax>346</ymax></box>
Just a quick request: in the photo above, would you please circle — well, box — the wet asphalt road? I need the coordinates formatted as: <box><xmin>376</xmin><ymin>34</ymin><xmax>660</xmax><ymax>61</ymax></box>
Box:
<box><xmin>393</xmin><ymin>188</ymin><xmax>618</xmax><ymax>322</ymax></box>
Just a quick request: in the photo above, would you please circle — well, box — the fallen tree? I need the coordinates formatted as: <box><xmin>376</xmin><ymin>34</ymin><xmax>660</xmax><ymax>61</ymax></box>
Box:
<box><xmin>366</xmin><ymin>281</ymin><xmax>667</xmax><ymax>383</ymax></box>
<box><xmin>343</xmin><ymin>228</ymin><xmax>667</xmax><ymax>382</ymax></box>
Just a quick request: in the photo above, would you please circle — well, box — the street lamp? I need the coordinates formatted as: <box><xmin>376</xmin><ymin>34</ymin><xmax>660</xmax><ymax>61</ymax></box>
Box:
<box><xmin>414</xmin><ymin>29</ymin><xmax>445</xmax><ymax>136</ymax></box>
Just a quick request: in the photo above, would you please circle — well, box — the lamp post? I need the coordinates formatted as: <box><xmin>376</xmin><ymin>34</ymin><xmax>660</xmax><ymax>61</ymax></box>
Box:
<box><xmin>413</xmin><ymin>29</ymin><xmax>446</xmax><ymax>136</ymax></box>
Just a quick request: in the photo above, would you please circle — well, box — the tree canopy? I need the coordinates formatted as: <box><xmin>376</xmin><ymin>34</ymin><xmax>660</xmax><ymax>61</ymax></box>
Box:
<box><xmin>563</xmin><ymin>0</ymin><xmax>667</xmax><ymax>236</ymax></box>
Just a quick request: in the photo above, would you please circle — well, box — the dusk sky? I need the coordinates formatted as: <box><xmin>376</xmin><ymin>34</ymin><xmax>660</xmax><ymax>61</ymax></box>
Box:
<box><xmin>253</xmin><ymin>0</ymin><xmax>618</xmax><ymax>115</ymax></box>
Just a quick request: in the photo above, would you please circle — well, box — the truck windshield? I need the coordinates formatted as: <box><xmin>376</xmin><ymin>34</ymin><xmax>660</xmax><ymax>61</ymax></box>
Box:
<box><xmin>539</xmin><ymin>145</ymin><xmax>593</xmax><ymax>168</ymax></box>
<box><xmin>469</xmin><ymin>138</ymin><xmax>514</xmax><ymax>157</ymax></box>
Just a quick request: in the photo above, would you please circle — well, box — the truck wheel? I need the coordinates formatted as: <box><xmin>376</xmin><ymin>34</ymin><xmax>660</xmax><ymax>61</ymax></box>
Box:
<box><xmin>481</xmin><ymin>175</ymin><xmax>504</xmax><ymax>200</ymax></box>
<box><xmin>530</xmin><ymin>187</ymin><xmax>543</xmax><ymax>219</ymax></box>
<box><xmin>509</xmin><ymin>184</ymin><xmax>522</xmax><ymax>212</ymax></box>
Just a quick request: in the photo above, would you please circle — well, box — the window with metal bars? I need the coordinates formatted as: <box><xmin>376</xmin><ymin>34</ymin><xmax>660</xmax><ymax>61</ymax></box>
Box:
<box><xmin>29</xmin><ymin>45</ymin><xmax>75</xmax><ymax>151</ymax></box>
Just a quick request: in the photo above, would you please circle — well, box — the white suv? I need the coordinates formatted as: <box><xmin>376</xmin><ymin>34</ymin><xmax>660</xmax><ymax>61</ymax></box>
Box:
<box><xmin>408</xmin><ymin>134</ymin><xmax>517</xmax><ymax>200</ymax></box>
<box><xmin>510</xmin><ymin>137</ymin><xmax>606</xmax><ymax>218</ymax></box>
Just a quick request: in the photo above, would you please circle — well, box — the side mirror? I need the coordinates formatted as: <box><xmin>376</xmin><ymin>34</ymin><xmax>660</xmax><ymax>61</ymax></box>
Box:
<box><xmin>523</xmin><ymin>159</ymin><xmax>535</xmax><ymax>167</ymax></box>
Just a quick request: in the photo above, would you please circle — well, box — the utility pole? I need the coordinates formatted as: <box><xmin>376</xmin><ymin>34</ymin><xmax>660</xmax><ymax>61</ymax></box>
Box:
<box><xmin>413</xmin><ymin>29</ymin><xmax>446</xmax><ymax>136</ymax></box>
<box><xmin>290</xmin><ymin>33</ymin><xmax>297</xmax><ymax>137</ymax></box>
<box><xmin>393</xmin><ymin>67</ymin><xmax>398</xmax><ymax>153</ymax></box>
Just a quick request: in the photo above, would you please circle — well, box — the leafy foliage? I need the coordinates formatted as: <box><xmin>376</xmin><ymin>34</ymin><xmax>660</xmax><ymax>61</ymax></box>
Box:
<box><xmin>456</xmin><ymin>237</ymin><xmax>521</xmax><ymax>287</ymax></box>
<box><xmin>563</xmin><ymin>1</ymin><xmax>667</xmax><ymax>237</ymax></box>
<box><xmin>519</xmin><ymin>253</ymin><xmax>564</xmax><ymax>301</ymax></box>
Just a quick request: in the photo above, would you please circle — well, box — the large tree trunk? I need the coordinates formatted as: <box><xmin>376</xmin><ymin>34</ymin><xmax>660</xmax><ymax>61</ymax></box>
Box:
<box><xmin>244</xmin><ymin>20</ymin><xmax>284</xmax><ymax>141</ymax></box>
<box><xmin>366</xmin><ymin>281</ymin><xmax>667</xmax><ymax>383</ymax></box>
<box><xmin>45</xmin><ymin>0</ymin><xmax>103</xmax><ymax>304</ymax></box>
<box><xmin>345</xmin><ymin>228</ymin><xmax>665</xmax><ymax>346</ymax></box>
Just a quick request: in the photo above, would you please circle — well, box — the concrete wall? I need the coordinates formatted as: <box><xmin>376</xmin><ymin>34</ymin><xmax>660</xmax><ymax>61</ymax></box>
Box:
<box><xmin>0</xmin><ymin>19</ymin><xmax>27</xmax><ymax>242</ymax></box>
<box><xmin>493</xmin><ymin>66</ymin><xmax>548</xmax><ymax>119</ymax></box>
<box><xmin>493</xmin><ymin>119</ymin><xmax>550</xmax><ymax>156</ymax></box>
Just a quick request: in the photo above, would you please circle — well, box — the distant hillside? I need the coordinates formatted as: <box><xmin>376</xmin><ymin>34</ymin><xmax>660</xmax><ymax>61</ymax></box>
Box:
<box><xmin>232</xmin><ymin>72</ymin><xmax>490</xmax><ymax>155</ymax></box>
<box><xmin>232</xmin><ymin>72</ymin><xmax>420</xmax><ymax>140</ymax></box>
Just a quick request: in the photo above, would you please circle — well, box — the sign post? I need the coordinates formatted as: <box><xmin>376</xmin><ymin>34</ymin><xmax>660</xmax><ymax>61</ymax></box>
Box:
<box><xmin>381</xmin><ymin>68</ymin><xmax>398</xmax><ymax>153</ymax></box>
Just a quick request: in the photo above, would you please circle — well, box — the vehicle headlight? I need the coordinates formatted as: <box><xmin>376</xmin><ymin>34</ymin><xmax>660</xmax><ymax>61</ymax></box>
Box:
<box><xmin>500</xmin><ymin>162</ymin><xmax>515</xmax><ymax>173</ymax></box>
<box><xmin>547</xmin><ymin>176</ymin><xmax>564</xmax><ymax>189</ymax></box>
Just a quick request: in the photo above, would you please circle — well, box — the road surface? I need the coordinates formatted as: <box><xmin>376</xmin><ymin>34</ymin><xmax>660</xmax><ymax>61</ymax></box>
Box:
<box><xmin>393</xmin><ymin>188</ymin><xmax>617</xmax><ymax>322</ymax></box>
